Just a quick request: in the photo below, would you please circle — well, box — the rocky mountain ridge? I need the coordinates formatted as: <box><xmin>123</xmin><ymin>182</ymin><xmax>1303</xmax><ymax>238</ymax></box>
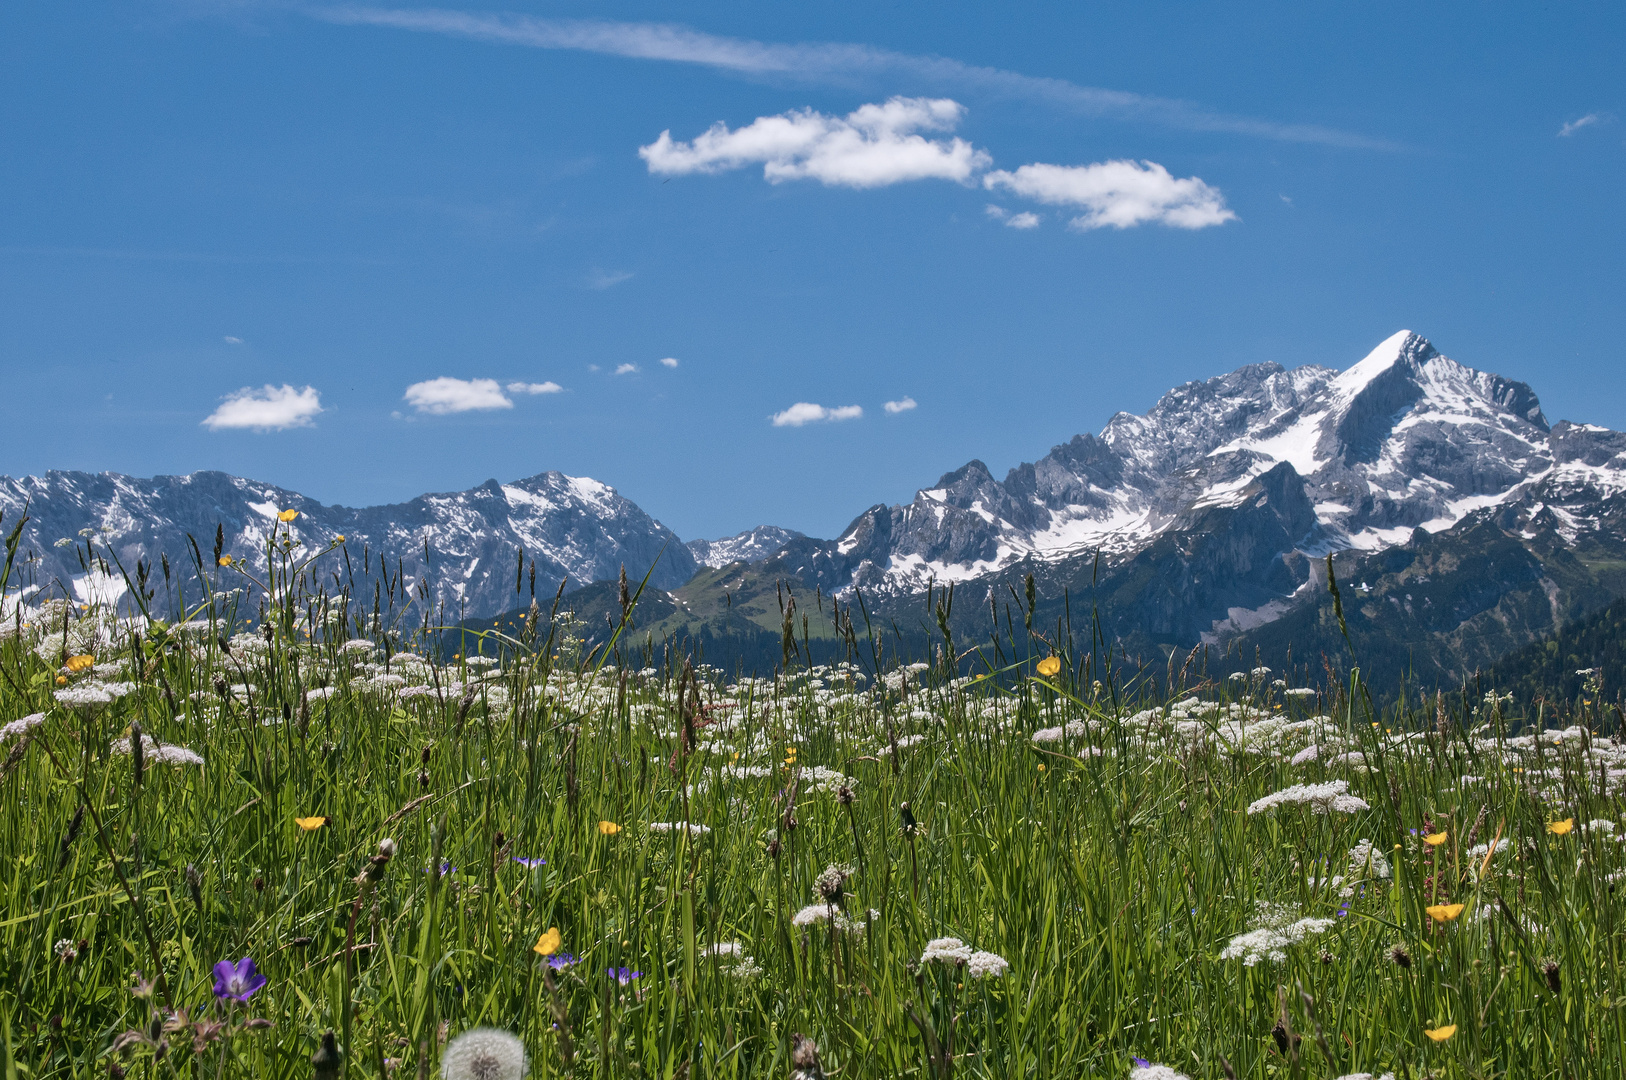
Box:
<box><xmin>0</xmin><ymin>469</ymin><xmax>700</xmax><ymax>618</ymax></box>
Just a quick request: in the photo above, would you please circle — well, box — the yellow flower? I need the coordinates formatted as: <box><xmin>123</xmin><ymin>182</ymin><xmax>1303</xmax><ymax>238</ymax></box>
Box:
<box><xmin>597</xmin><ymin>820</ymin><xmax>621</xmax><ymax>835</ymax></box>
<box><xmin>1036</xmin><ymin>656</ymin><xmax>1062</xmax><ymax>677</ymax></box>
<box><xmin>295</xmin><ymin>816</ymin><xmax>328</xmax><ymax>831</ymax></box>
<box><xmin>1036</xmin><ymin>764</ymin><xmax>1045</xmax><ymax>772</ymax></box>
<box><xmin>218</xmin><ymin>555</ymin><xmax>233</xmax><ymax>567</ymax></box>
<box><xmin>533</xmin><ymin>927</ymin><xmax>562</xmax><ymax>956</ymax></box>
<box><xmin>64</xmin><ymin>654</ymin><xmax>95</xmax><ymax>673</ymax></box>
<box><xmin>1423</xmin><ymin>831</ymin><xmax>1448</xmax><ymax>846</ymax></box>
<box><xmin>334</xmin><ymin>534</ymin><xmax>346</xmax><ymax>543</ymax></box>
<box><xmin>1548</xmin><ymin>818</ymin><xmax>1575</xmax><ymax>836</ymax></box>
<box><xmin>1426</xmin><ymin>902</ymin><xmax>1465</xmax><ymax>922</ymax></box>
<box><xmin>55</xmin><ymin>675</ymin><xmax>67</xmax><ymax>685</ymax></box>
<box><xmin>1423</xmin><ymin>1024</ymin><xmax>1457</xmax><ymax>1042</ymax></box>
<box><xmin>278</xmin><ymin>508</ymin><xmax>299</xmax><ymax>522</ymax></box>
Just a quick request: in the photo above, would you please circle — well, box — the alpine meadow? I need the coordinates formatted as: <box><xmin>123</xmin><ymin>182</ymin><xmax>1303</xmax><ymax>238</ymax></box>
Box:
<box><xmin>2</xmin><ymin>2</ymin><xmax>1624</xmax><ymax>1078</ymax></box>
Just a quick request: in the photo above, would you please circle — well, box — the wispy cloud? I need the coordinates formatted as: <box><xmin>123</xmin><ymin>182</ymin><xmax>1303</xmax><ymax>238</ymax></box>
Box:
<box><xmin>301</xmin><ymin>6</ymin><xmax>1395</xmax><ymax>150</ymax></box>
<box><xmin>984</xmin><ymin>160</ymin><xmax>1235</xmax><ymax>230</ymax></box>
<box><xmin>507</xmin><ymin>380</ymin><xmax>562</xmax><ymax>394</ymax></box>
<box><xmin>641</xmin><ymin>97</ymin><xmax>989</xmax><ymax>188</ymax></box>
<box><xmin>614</xmin><ymin>363</ymin><xmax>639</xmax><ymax>375</ymax></box>
<box><xmin>203</xmin><ymin>384</ymin><xmax>324</xmax><ymax>431</ymax></box>
<box><xmin>771</xmin><ymin>402</ymin><xmax>863</xmax><ymax>427</ymax></box>
<box><xmin>883</xmin><ymin>396</ymin><xmax>918</xmax><ymax>414</ymax></box>
<box><xmin>1558</xmin><ymin>113</ymin><xmax>1601</xmax><ymax>137</ymax></box>
<box><xmin>659</xmin><ymin>356</ymin><xmax>680</xmax><ymax>368</ymax></box>
<box><xmin>223</xmin><ymin>335</ymin><xmax>244</xmax><ymax>345</ymax></box>
<box><xmin>404</xmin><ymin>376</ymin><xmax>512</xmax><ymax>414</ymax></box>
<box><xmin>588</xmin><ymin>268</ymin><xmax>634</xmax><ymax>289</ymax></box>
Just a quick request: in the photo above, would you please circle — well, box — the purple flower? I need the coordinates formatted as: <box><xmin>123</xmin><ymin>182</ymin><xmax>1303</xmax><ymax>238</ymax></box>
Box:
<box><xmin>512</xmin><ymin>857</ymin><xmax>547</xmax><ymax>869</ymax></box>
<box><xmin>546</xmin><ymin>952</ymin><xmax>578</xmax><ymax>970</ymax></box>
<box><xmin>608</xmin><ymin>966</ymin><xmax>643</xmax><ymax>985</ymax></box>
<box><xmin>212</xmin><ymin>957</ymin><xmax>267</xmax><ymax>1003</ymax></box>
<box><xmin>423</xmin><ymin>862</ymin><xmax>456</xmax><ymax>877</ymax></box>
<box><xmin>1132</xmin><ymin>1058</ymin><xmax>1151</xmax><ymax>1069</ymax></box>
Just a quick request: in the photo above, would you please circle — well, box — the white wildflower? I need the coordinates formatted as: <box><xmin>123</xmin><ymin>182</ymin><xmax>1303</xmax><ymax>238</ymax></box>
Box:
<box><xmin>112</xmin><ymin>734</ymin><xmax>205</xmax><ymax>766</ymax></box>
<box><xmin>441</xmin><ymin>1027</ymin><xmax>527</xmax><ymax>1080</ymax></box>
<box><xmin>1247</xmin><ymin>779</ymin><xmax>1370</xmax><ymax>816</ymax></box>
<box><xmin>54</xmin><ymin>684</ymin><xmax>116</xmax><ymax>708</ymax></box>
<box><xmin>0</xmin><ymin>713</ymin><xmax>46</xmax><ymax>741</ymax></box>
<box><xmin>791</xmin><ymin>904</ymin><xmax>835</xmax><ymax>928</ymax></box>
<box><xmin>920</xmin><ymin>937</ymin><xmax>973</xmax><ymax>965</ymax></box>
<box><xmin>1347</xmin><ymin>839</ymin><xmax>1391</xmax><ymax>880</ymax></box>
<box><xmin>1219</xmin><ymin>902</ymin><xmax>1334</xmax><ymax>966</ymax></box>
<box><xmin>649</xmin><ymin>822</ymin><xmax>712</xmax><ymax>837</ymax></box>
<box><xmin>965</xmin><ymin>950</ymin><xmax>1009</xmax><ymax>978</ymax></box>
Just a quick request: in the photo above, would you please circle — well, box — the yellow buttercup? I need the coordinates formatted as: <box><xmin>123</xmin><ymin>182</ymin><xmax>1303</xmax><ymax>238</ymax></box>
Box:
<box><xmin>1036</xmin><ymin>656</ymin><xmax>1062</xmax><ymax>677</ymax></box>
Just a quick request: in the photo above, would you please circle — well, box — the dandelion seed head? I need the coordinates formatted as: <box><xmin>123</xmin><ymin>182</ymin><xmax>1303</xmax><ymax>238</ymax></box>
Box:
<box><xmin>442</xmin><ymin>1028</ymin><xmax>528</xmax><ymax>1080</ymax></box>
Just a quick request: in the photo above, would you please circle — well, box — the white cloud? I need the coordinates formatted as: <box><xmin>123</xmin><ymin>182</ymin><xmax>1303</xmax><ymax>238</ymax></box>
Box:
<box><xmin>588</xmin><ymin>268</ymin><xmax>634</xmax><ymax>289</ymax></box>
<box><xmin>640</xmin><ymin>97</ymin><xmax>991</xmax><ymax>188</ymax></box>
<box><xmin>1005</xmin><ymin>211</ymin><xmax>1040</xmax><ymax>229</ymax></box>
<box><xmin>771</xmin><ymin>402</ymin><xmax>863</xmax><ymax>427</ymax></box>
<box><xmin>223</xmin><ymin>335</ymin><xmax>243</xmax><ymax>345</ymax></box>
<box><xmin>884</xmin><ymin>396</ymin><xmax>918</xmax><ymax>414</ymax></box>
<box><xmin>659</xmin><ymin>356</ymin><xmax>680</xmax><ymax>368</ymax></box>
<box><xmin>507</xmin><ymin>381</ymin><xmax>563</xmax><ymax>395</ymax></box>
<box><xmin>615</xmin><ymin>363</ymin><xmax>639</xmax><ymax>375</ymax></box>
<box><xmin>404</xmin><ymin>377</ymin><xmax>513</xmax><ymax>414</ymax></box>
<box><xmin>984</xmin><ymin>160</ymin><xmax>1235</xmax><ymax>230</ymax></box>
<box><xmin>202</xmin><ymin>384</ymin><xmax>323</xmax><ymax>432</ymax></box>
<box><xmin>307</xmin><ymin>8</ymin><xmax>1392</xmax><ymax>149</ymax></box>
<box><xmin>1559</xmin><ymin>113</ymin><xmax>1600</xmax><ymax>136</ymax></box>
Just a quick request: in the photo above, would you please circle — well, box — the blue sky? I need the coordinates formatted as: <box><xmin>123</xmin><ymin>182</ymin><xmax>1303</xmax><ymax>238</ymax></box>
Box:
<box><xmin>1</xmin><ymin>2</ymin><xmax>1621</xmax><ymax>542</ymax></box>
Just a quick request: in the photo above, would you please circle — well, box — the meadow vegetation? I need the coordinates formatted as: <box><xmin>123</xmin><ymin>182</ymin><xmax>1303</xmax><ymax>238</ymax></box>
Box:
<box><xmin>1</xmin><ymin>512</ymin><xmax>1622</xmax><ymax>1078</ymax></box>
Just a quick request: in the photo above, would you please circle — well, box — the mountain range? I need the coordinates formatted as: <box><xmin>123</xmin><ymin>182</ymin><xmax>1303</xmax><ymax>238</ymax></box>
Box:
<box><xmin>5</xmin><ymin>330</ymin><xmax>1623</xmax><ymax>690</ymax></box>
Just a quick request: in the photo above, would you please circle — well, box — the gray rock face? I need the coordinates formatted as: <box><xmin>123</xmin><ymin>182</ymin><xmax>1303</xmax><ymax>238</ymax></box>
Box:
<box><xmin>0</xmin><ymin>470</ymin><xmax>697</xmax><ymax>617</ymax></box>
<box><xmin>687</xmin><ymin>526</ymin><xmax>804</xmax><ymax>569</ymax></box>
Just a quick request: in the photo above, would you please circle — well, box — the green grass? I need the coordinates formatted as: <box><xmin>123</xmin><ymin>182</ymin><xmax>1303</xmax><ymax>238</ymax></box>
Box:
<box><xmin>2</xmin><ymin>525</ymin><xmax>1624</xmax><ymax>1078</ymax></box>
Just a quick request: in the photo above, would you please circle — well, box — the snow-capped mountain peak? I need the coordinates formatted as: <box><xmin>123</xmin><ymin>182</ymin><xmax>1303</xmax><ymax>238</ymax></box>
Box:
<box><xmin>819</xmin><ymin>331</ymin><xmax>1604</xmax><ymax>595</ymax></box>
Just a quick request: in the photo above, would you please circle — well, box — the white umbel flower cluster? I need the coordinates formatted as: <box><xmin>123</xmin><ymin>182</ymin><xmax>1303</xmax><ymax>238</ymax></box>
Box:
<box><xmin>442</xmin><ymin>1027</ymin><xmax>528</xmax><ymax>1080</ymax></box>
<box><xmin>703</xmin><ymin>940</ymin><xmax>763</xmax><ymax>980</ymax></box>
<box><xmin>920</xmin><ymin>936</ymin><xmax>973</xmax><ymax>964</ymax></box>
<box><xmin>1247</xmin><ymin>779</ymin><xmax>1370</xmax><ymax>816</ymax></box>
<box><xmin>111</xmin><ymin>734</ymin><xmax>205</xmax><ymax>767</ymax></box>
<box><xmin>0</xmin><ymin>713</ymin><xmax>46</xmax><ymax>742</ymax></box>
<box><xmin>1219</xmin><ymin>902</ymin><xmax>1335</xmax><ymax>966</ymax></box>
<box><xmin>965</xmin><ymin>949</ymin><xmax>1010</xmax><ymax>979</ymax></box>
<box><xmin>648</xmin><ymin>822</ymin><xmax>712</xmax><ymax>837</ymax></box>
<box><xmin>791</xmin><ymin>904</ymin><xmax>878</xmax><ymax>933</ymax></box>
